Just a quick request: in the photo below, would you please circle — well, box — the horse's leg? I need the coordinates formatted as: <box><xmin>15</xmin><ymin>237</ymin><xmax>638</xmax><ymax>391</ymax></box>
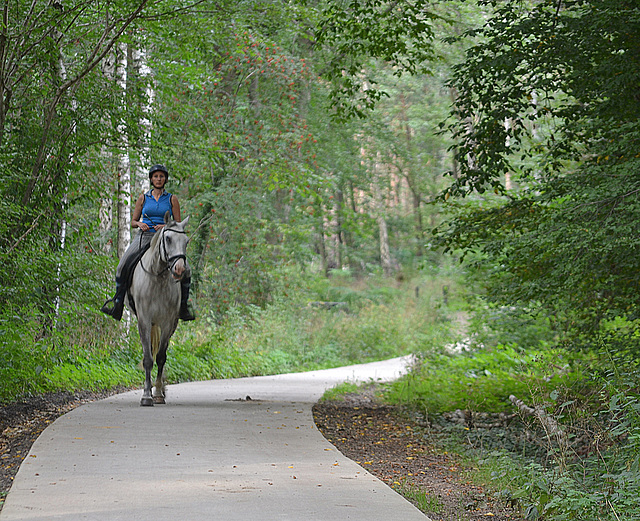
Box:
<box><xmin>153</xmin><ymin>323</ymin><xmax>177</xmax><ymax>404</ymax></box>
<box><xmin>139</xmin><ymin>322</ymin><xmax>154</xmax><ymax>407</ymax></box>
<box><xmin>153</xmin><ymin>344</ymin><xmax>167</xmax><ymax>405</ymax></box>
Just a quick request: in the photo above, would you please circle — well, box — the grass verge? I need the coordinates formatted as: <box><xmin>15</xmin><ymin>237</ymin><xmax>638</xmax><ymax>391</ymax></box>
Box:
<box><xmin>0</xmin><ymin>272</ymin><xmax>458</xmax><ymax>404</ymax></box>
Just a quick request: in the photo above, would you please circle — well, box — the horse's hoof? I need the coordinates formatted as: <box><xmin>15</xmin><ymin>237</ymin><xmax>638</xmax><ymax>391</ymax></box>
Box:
<box><xmin>140</xmin><ymin>397</ymin><xmax>154</xmax><ymax>407</ymax></box>
<box><xmin>153</xmin><ymin>395</ymin><xmax>166</xmax><ymax>405</ymax></box>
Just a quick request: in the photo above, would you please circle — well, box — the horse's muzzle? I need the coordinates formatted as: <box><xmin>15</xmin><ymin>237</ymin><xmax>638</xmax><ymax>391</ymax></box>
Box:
<box><xmin>171</xmin><ymin>259</ymin><xmax>186</xmax><ymax>281</ymax></box>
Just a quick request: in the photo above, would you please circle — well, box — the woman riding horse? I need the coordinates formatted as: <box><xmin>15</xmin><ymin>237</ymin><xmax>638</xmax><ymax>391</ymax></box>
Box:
<box><xmin>101</xmin><ymin>164</ymin><xmax>195</xmax><ymax>322</ymax></box>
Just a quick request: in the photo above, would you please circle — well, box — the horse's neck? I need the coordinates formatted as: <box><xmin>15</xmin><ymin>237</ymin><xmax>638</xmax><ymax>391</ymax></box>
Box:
<box><xmin>144</xmin><ymin>240</ymin><xmax>165</xmax><ymax>274</ymax></box>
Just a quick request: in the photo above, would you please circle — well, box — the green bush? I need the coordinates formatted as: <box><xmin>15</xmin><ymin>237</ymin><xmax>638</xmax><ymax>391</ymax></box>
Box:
<box><xmin>43</xmin><ymin>359</ymin><xmax>139</xmax><ymax>392</ymax></box>
<box><xmin>387</xmin><ymin>344</ymin><xmax>583</xmax><ymax>414</ymax></box>
<box><xmin>0</xmin><ymin>319</ymin><xmax>47</xmax><ymax>402</ymax></box>
<box><xmin>387</xmin><ymin>300</ymin><xmax>640</xmax><ymax>521</ymax></box>
<box><xmin>0</xmin><ymin>319</ymin><xmax>140</xmax><ymax>402</ymax></box>
<box><xmin>477</xmin><ymin>444</ymin><xmax>640</xmax><ymax>521</ymax></box>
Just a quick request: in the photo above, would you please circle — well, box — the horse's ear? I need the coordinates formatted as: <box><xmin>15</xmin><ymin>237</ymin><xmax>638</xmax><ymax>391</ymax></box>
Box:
<box><xmin>181</xmin><ymin>215</ymin><xmax>190</xmax><ymax>228</ymax></box>
<box><xmin>164</xmin><ymin>211</ymin><xmax>171</xmax><ymax>224</ymax></box>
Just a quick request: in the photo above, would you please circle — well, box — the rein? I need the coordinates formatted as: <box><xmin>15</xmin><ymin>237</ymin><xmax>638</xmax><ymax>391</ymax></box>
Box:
<box><xmin>140</xmin><ymin>227</ymin><xmax>187</xmax><ymax>279</ymax></box>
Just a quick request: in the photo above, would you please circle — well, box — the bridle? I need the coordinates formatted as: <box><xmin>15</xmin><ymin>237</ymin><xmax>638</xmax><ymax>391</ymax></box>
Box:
<box><xmin>161</xmin><ymin>228</ymin><xmax>188</xmax><ymax>271</ymax></box>
<box><xmin>141</xmin><ymin>227</ymin><xmax>188</xmax><ymax>279</ymax></box>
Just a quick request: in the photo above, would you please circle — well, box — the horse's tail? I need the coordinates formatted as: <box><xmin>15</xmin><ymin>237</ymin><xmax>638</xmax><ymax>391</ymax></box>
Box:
<box><xmin>151</xmin><ymin>324</ymin><xmax>161</xmax><ymax>361</ymax></box>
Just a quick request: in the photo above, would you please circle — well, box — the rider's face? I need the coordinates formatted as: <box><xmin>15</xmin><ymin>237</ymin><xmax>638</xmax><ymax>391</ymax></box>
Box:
<box><xmin>151</xmin><ymin>171</ymin><xmax>166</xmax><ymax>188</ymax></box>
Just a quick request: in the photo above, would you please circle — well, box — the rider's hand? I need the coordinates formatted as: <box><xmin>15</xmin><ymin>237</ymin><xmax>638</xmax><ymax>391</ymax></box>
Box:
<box><xmin>138</xmin><ymin>222</ymin><xmax>150</xmax><ymax>232</ymax></box>
<box><xmin>154</xmin><ymin>224</ymin><xmax>165</xmax><ymax>231</ymax></box>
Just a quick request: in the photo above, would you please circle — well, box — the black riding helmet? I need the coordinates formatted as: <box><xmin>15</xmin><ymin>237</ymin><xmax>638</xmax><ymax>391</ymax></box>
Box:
<box><xmin>148</xmin><ymin>164</ymin><xmax>169</xmax><ymax>181</ymax></box>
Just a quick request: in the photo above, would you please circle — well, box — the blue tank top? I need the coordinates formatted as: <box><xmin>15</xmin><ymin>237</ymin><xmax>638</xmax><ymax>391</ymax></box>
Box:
<box><xmin>141</xmin><ymin>190</ymin><xmax>173</xmax><ymax>231</ymax></box>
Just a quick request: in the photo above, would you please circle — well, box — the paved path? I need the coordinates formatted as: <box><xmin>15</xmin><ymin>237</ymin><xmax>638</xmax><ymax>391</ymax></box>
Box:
<box><xmin>0</xmin><ymin>357</ymin><xmax>430</xmax><ymax>521</ymax></box>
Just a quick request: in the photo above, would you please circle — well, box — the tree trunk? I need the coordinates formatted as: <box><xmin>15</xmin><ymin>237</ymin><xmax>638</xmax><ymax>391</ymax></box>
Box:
<box><xmin>99</xmin><ymin>51</ymin><xmax>116</xmax><ymax>250</ymax></box>
<box><xmin>324</xmin><ymin>210</ymin><xmax>339</xmax><ymax>271</ymax></box>
<box><xmin>335</xmin><ymin>188</ymin><xmax>347</xmax><ymax>269</ymax></box>
<box><xmin>449</xmin><ymin>87</ymin><xmax>461</xmax><ymax>180</ymax></box>
<box><xmin>53</xmin><ymin>54</ymin><xmax>75</xmax><ymax>322</ymax></box>
<box><xmin>373</xmin><ymin>153</ymin><xmax>396</xmax><ymax>277</ymax></box>
<box><xmin>378</xmin><ymin>210</ymin><xmax>393</xmax><ymax>276</ymax></box>
<box><xmin>116</xmin><ymin>43</ymin><xmax>131</xmax><ymax>259</ymax></box>
<box><xmin>316</xmin><ymin>203</ymin><xmax>329</xmax><ymax>277</ymax></box>
<box><xmin>131</xmin><ymin>44</ymin><xmax>152</xmax><ymax>194</ymax></box>
<box><xmin>412</xmin><ymin>189</ymin><xmax>423</xmax><ymax>257</ymax></box>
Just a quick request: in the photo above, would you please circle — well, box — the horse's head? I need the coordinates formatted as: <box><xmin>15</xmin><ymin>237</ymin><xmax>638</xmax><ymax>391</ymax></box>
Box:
<box><xmin>160</xmin><ymin>211</ymin><xmax>190</xmax><ymax>281</ymax></box>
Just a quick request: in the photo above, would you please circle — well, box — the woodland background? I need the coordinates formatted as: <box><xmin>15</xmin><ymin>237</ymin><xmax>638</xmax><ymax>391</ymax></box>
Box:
<box><xmin>1</xmin><ymin>1</ymin><xmax>640</xmax><ymax>519</ymax></box>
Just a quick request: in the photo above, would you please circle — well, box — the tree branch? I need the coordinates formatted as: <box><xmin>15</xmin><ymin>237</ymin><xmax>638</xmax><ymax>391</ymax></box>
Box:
<box><xmin>6</xmin><ymin>213</ymin><xmax>44</xmax><ymax>254</ymax></box>
<box><xmin>510</xmin><ymin>394</ymin><xmax>567</xmax><ymax>448</ymax></box>
<box><xmin>21</xmin><ymin>0</ymin><xmax>150</xmax><ymax>207</ymax></box>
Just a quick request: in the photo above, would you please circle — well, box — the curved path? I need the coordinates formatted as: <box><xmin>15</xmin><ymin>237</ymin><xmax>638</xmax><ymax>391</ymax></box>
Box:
<box><xmin>0</xmin><ymin>357</ymin><xmax>429</xmax><ymax>521</ymax></box>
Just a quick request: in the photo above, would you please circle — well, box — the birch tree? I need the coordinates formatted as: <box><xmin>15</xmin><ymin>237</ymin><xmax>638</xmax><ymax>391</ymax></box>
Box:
<box><xmin>132</xmin><ymin>45</ymin><xmax>152</xmax><ymax>195</ymax></box>
<box><xmin>0</xmin><ymin>0</ymin><xmax>158</xmax><ymax>319</ymax></box>
<box><xmin>115</xmin><ymin>43</ymin><xmax>131</xmax><ymax>258</ymax></box>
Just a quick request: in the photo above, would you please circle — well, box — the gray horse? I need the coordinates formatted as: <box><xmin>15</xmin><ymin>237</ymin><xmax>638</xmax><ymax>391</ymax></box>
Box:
<box><xmin>129</xmin><ymin>211</ymin><xmax>190</xmax><ymax>406</ymax></box>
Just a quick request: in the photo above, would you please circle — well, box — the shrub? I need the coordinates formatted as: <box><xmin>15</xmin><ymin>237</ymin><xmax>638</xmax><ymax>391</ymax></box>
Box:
<box><xmin>387</xmin><ymin>344</ymin><xmax>583</xmax><ymax>414</ymax></box>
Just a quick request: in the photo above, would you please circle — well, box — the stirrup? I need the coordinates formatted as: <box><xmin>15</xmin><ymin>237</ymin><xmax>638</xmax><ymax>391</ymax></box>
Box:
<box><xmin>100</xmin><ymin>298</ymin><xmax>124</xmax><ymax>321</ymax></box>
<box><xmin>100</xmin><ymin>298</ymin><xmax>115</xmax><ymax>314</ymax></box>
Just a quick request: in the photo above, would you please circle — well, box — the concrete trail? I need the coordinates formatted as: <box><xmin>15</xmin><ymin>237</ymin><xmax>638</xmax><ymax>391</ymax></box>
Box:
<box><xmin>0</xmin><ymin>356</ymin><xmax>430</xmax><ymax>521</ymax></box>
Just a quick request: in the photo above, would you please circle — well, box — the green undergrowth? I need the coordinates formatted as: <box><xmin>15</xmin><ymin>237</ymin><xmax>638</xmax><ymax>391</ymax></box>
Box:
<box><xmin>386</xmin><ymin>344</ymin><xmax>587</xmax><ymax>414</ymax></box>
<box><xmin>390</xmin><ymin>479</ymin><xmax>444</xmax><ymax>514</ymax></box>
<box><xmin>168</xmin><ymin>273</ymin><xmax>456</xmax><ymax>380</ymax></box>
<box><xmin>0</xmin><ymin>320</ymin><xmax>142</xmax><ymax>402</ymax></box>
<box><xmin>0</xmin><ymin>272</ymin><xmax>458</xmax><ymax>404</ymax></box>
<box><xmin>314</xmin><ymin>298</ymin><xmax>640</xmax><ymax>521</ymax></box>
<box><xmin>318</xmin><ymin>381</ymin><xmax>363</xmax><ymax>402</ymax></box>
<box><xmin>462</xmin><ymin>367</ymin><xmax>640</xmax><ymax>521</ymax></box>
<box><xmin>380</xmin><ymin>307</ymin><xmax>640</xmax><ymax>521</ymax></box>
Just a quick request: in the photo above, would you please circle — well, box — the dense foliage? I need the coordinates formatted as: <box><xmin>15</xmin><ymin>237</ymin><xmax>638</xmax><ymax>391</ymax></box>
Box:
<box><xmin>0</xmin><ymin>273</ymin><xmax>455</xmax><ymax>403</ymax></box>
<box><xmin>0</xmin><ymin>0</ymin><xmax>459</xmax><ymax>334</ymax></box>
<box><xmin>436</xmin><ymin>0</ymin><xmax>640</xmax><ymax>339</ymax></box>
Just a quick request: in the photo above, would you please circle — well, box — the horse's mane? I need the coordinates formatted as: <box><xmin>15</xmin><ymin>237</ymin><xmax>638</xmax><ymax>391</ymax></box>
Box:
<box><xmin>149</xmin><ymin>227</ymin><xmax>164</xmax><ymax>252</ymax></box>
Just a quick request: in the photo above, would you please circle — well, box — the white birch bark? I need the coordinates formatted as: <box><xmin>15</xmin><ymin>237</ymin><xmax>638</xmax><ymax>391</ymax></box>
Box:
<box><xmin>99</xmin><ymin>53</ymin><xmax>115</xmax><ymax>250</ymax></box>
<box><xmin>132</xmin><ymin>45</ymin><xmax>152</xmax><ymax>194</ymax></box>
<box><xmin>54</xmin><ymin>57</ymin><xmax>74</xmax><ymax>320</ymax></box>
<box><xmin>116</xmin><ymin>42</ymin><xmax>131</xmax><ymax>259</ymax></box>
<box><xmin>504</xmin><ymin>118</ymin><xmax>513</xmax><ymax>191</ymax></box>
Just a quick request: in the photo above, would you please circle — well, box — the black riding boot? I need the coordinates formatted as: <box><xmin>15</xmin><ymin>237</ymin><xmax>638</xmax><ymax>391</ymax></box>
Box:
<box><xmin>179</xmin><ymin>278</ymin><xmax>196</xmax><ymax>321</ymax></box>
<box><xmin>100</xmin><ymin>277</ymin><xmax>127</xmax><ymax>321</ymax></box>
